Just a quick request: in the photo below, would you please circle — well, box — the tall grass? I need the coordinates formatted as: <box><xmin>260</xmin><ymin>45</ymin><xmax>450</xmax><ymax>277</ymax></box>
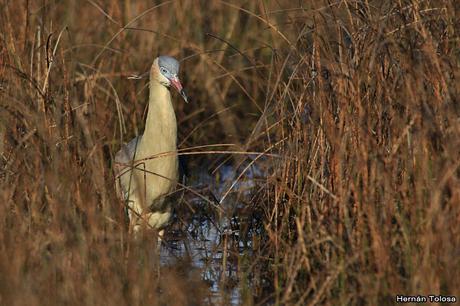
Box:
<box><xmin>1</xmin><ymin>0</ymin><xmax>459</xmax><ymax>305</ymax></box>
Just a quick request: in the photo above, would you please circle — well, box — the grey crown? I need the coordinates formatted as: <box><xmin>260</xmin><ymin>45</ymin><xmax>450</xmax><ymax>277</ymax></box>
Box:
<box><xmin>158</xmin><ymin>55</ymin><xmax>180</xmax><ymax>77</ymax></box>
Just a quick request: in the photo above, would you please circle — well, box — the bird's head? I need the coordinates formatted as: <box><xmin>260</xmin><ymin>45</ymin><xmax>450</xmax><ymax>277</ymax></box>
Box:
<box><xmin>152</xmin><ymin>55</ymin><xmax>188</xmax><ymax>103</ymax></box>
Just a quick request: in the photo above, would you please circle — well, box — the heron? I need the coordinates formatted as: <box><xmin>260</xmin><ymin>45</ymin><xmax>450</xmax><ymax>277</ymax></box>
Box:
<box><xmin>114</xmin><ymin>55</ymin><xmax>188</xmax><ymax>238</ymax></box>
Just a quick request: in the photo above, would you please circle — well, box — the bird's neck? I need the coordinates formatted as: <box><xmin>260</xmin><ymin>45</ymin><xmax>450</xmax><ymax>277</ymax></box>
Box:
<box><xmin>141</xmin><ymin>81</ymin><xmax>177</xmax><ymax>155</ymax></box>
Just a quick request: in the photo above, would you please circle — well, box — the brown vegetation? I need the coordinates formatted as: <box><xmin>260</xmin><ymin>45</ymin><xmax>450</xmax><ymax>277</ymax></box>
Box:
<box><xmin>1</xmin><ymin>0</ymin><xmax>459</xmax><ymax>305</ymax></box>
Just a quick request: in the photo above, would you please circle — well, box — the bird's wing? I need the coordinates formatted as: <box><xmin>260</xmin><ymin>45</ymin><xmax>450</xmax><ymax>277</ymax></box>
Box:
<box><xmin>114</xmin><ymin>136</ymin><xmax>142</xmax><ymax>199</ymax></box>
<box><xmin>114</xmin><ymin>136</ymin><xmax>142</xmax><ymax>167</ymax></box>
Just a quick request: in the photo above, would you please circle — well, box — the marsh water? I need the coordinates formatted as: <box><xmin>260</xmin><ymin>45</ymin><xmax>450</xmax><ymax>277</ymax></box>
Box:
<box><xmin>160</xmin><ymin>161</ymin><xmax>267</xmax><ymax>304</ymax></box>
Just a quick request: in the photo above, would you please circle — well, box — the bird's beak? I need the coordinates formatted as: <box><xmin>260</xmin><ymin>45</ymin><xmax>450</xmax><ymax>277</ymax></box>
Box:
<box><xmin>170</xmin><ymin>77</ymin><xmax>188</xmax><ymax>103</ymax></box>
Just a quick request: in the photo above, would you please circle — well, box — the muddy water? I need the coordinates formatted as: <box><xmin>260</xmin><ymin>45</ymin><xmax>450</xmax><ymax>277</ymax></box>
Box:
<box><xmin>160</xmin><ymin>163</ymin><xmax>265</xmax><ymax>304</ymax></box>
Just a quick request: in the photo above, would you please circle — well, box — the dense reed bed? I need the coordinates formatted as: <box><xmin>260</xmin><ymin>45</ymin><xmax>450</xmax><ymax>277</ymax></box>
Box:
<box><xmin>1</xmin><ymin>0</ymin><xmax>459</xmax><ymax>305</ymax></box>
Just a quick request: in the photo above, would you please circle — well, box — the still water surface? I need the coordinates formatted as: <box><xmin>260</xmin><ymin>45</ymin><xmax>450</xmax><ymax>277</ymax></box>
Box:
<box><xmin>160</xmin><ymin>163</ymin><xmax>264</xmax><ymax>304</ymax></box>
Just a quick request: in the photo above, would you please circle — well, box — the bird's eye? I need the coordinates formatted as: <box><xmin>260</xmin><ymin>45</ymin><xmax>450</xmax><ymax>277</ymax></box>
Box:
<box><xmin>160</xmin><ymin>67</ymin><xmax>168</xmax><ymax>74</ymax></box>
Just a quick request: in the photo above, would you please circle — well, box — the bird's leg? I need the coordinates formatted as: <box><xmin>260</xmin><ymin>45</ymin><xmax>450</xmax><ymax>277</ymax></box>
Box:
<box><xmin>143</xmin><ymin>211</ymin><xmax>170</xmax><ymax>250</ymax></box>
<box><xmin>126</xmin><ymin>198</ymin><xmax>144</xmax><ymax>235</ymax></box>
<box><xmin>157</xmin><ymin>229</ymin><xmax>164</xmax><ymax>250</ymax></box>
<box><xmin>158</xmin><ymin>229</ymin><xmax>164</xmax><ymax>240</ymax></box>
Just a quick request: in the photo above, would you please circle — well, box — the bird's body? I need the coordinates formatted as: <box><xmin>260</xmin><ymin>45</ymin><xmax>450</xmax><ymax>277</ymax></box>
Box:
<box><xmin>114</xmin><ymin>56</ymin><xmax>187</xmax><ymax>232</ymax></box>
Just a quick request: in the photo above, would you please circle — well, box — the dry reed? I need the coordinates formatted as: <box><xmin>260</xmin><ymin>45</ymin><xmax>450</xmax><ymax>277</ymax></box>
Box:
<box><xmin>1</xmin><ymin>0</ymin><xmax>459</xmax><ymax>305</ymax></box>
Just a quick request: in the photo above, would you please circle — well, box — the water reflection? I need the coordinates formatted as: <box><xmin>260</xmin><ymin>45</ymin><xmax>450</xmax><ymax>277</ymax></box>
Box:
<box><xmin>160</xmin><ymin>162</ymin><xmax>264</xmax><ymax>304</ymax></box>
